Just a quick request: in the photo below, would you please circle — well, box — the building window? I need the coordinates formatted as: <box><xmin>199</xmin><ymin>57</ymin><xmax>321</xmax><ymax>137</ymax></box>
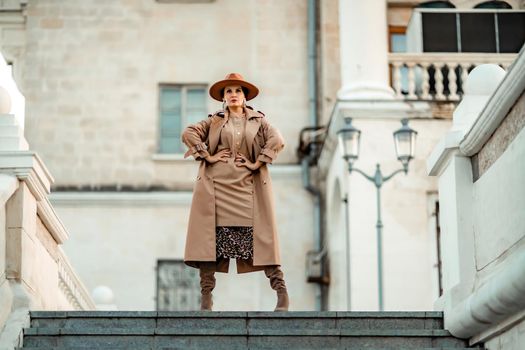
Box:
<box><xmin>474</xmin><ymin>1</ymin><xmax>512</xmax><ymax>9</ymax></box>
<box><xmin>417</xmin><ymin>1</ymin><xmax>456</xmax><ymax>8</ymax></box>
<box><xmin>417</xmin><ymin>10</ymin><xmax>525</xmax><ymax>53</ymax></box>
<box><xmin>389</xmin><ymin>26</ymin><xmax>409</xmax><ymax>94</ymax></box>
<box><xmin>158</xmin><ymin>84</ymin><xmax>207</xmax><ymax>154</ymax></box>
<box><xmin>156</xmin><ymin>259</ymin><xmax>201</xmax><ymax>311</ymax></box>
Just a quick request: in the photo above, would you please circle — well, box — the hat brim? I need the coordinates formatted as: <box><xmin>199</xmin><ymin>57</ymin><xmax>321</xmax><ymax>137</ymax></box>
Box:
<box><xmin>209</xmin><ymin>79</ymin><xmax>259</xmax><ymax>102</ymax></box>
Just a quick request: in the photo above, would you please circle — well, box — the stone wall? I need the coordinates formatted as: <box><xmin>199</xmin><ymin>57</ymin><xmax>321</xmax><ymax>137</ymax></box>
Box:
<box><xmin>0</xmin><ymin>154</ymin><xmax>95</xmax><ymax>348</ymax></box>
<box><xmin>19</xmin><ymin>0</ymin><xmax>310</xmax><ymax>189</ymax></box>
<box><xmin>322</xmin><ymin>114</ymin><xmax>450</xmax><ymax>311</ymax></box>
<box><xmin>428</xmin><ymin>56</ymin><xmax>525</xmax><ymax>348</ymax></box>
<box><xmin>473</xmin><ymin>91</ymin><xmax>525</xmax><ymax>180</ymax></box>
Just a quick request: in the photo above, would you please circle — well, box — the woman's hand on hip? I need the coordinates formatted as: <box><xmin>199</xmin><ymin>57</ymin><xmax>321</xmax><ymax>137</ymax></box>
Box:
<box><xmin>205</xmin><ymin>149</ymin><xmax>231</xmax><ymax>164</ymax></box>
<box><xmin>235</xmin><ymin>153</ymin><xmax>262</xmax><ymax>171</ymax></box>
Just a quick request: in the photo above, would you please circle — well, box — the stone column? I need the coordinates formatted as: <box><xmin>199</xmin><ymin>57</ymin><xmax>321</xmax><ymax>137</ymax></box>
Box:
<box><xmin>338</xmin><ymin>0</ymin><xmax>394</xmax><ymax>100</ymax></box>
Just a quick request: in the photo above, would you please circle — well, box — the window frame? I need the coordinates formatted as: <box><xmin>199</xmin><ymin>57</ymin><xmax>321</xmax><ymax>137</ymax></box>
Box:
<box><xmin>155</xmin><ymin>259</ymin><xmax>201</xmax><ymax>311</ymax></box>
<box><xmin>388</xmin><ymin>25</ymin><xmax>407</xmax><ymax>53</ymax></box>
<box><xmin>157</xmin><ymin>83</ymin><xmax>208</xmax><ymax>155</ymax></box>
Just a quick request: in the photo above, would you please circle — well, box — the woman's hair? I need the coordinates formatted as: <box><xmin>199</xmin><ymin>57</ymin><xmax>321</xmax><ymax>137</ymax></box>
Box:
<box><xmin>221</xmin><ymin>87</ymin><xmax>249</xmax><ymax>99</ymax></box>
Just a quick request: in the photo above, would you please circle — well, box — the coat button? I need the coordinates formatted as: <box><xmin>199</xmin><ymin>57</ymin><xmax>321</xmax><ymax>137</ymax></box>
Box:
<box><xmin>263</xmin><ymin>180</ymin><xmax>267</xmax><ymax>184</ymax></box>
<box><xmin>197</xmin><ymin>176</ymin><xmax>201</xmax><ymax>180</ymax></box>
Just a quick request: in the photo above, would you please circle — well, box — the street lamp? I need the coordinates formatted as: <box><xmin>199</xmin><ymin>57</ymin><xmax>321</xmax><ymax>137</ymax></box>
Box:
<box><xmin>337</xmin><ymin>117</ymin><xmax>417</xmax><ymax>311</ymax></box>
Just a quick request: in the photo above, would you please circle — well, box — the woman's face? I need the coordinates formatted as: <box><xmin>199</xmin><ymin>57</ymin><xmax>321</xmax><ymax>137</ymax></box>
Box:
<box><xmin>223</xmin><ymin>84</ymin><xmax>245</xmax><ymax>109</ymax></box>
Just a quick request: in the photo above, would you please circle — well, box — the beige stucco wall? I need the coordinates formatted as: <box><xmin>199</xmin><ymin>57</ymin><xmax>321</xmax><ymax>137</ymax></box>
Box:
<box><xmin>320</xmin><ymin>0</ymin><xmax>340</xmax><ymax>125</ymax></box>
<box><xmin>344</xmin><ymin>117</ymin><xmax>450</xmax><ymax>310</ymax></box>
<box><xmin>21</xmin><ymin>0</ymin><xmax>309</xmax><ymax>189</ymax></box>
<box><xmin>319</xmin><ymin>105</ymin><xmax>452</xmax><ymax>311</ymax></box>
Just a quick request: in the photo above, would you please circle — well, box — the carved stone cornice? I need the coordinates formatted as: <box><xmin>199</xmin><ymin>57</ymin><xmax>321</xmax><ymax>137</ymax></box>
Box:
<box><xmin>459</xmin><ymin>51</ymin><xmax>525</xmax><ymax>156</ymax></box>
<box><xmin>0</xmin><ymin>151</ymin><xmax>68</xmax><ymax>244</ymax></box>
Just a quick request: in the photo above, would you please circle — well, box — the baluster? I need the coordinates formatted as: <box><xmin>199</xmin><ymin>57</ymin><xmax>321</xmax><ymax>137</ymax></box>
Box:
<box><xmin>392</xmin><ymin>62</ymin><xmax>402</xmax><ymax>98</ymax></box>
<box><xmin>407</xmin><ymin>63</ymin><xmax>417</xmax><ymax>99</ymax></box>
<box><xmin>434</xmin><ymin>63</ymin><xmax>445</xmax><ymax>100</ymax></box>
<box><xmin>420</xmin><ymin>63</ymin><xmax>430</xmax><ymax>100</ymax></box>
<box><xmin>448</xmin><ymin>63</ymin><xmax>459</xmax><ymax>101</ymax></box>
<box><xmin>460</xmin><ymin>63</ymin><xmax>470</xmax><ymax>96</ymax></box>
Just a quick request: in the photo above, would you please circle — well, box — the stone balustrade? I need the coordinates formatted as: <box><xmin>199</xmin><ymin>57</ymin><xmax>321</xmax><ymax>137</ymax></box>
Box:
<box><xmin>57</xmin><ymin>248</ymin><xmax>96</xmax><ymax>311</ymax></box>
<box><xmin>0</xmin><ymin>49</ymin><xmax>95</xmax><ymax>349</ymax></box>
<box><xmin>427</xmin><ymin>50</ymin><xmax>525</xmax><ymax>348</ymax></box>
<box><xmin>389</xmin><ymin>53</ymin><xmax>517</xmax><ymax>101</ymax></box>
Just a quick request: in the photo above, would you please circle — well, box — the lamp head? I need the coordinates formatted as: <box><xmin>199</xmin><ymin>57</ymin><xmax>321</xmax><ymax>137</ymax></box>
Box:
<box><xmin>337</xmin><ymin>117</ymin><xmax>361</xmax><ymax>166</ymax></box>
<box><xmin>393</xmin><ymin>118</ymin><xmax>417</xmax><ymax>168</ymax></box>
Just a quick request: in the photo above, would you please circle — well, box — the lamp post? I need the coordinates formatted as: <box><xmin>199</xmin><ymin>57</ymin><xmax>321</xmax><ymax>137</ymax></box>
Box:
<box><xmin>338</xmin><ymin>118</ymin><xmax>417</xmax><ymax>311</ymax></box>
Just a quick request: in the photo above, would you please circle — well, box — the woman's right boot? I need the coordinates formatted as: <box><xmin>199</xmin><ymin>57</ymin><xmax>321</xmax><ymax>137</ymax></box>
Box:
<box><xmin>264</xmin><ymin>265</ymin><xmax>289</xmax><ymax>312</ymax></box>
<box><xmin>199</xmin><ymin>263</ymin><xmax>216</xmax><ymax>311</ymax></box>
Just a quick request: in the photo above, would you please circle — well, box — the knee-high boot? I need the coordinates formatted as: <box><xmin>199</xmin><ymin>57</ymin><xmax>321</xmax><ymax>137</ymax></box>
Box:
<box><xmin>199</xmin><ymin>262</ymin><xmax>216</xmax><ymax>311</ymax></box>
<box><xmin>264</xmin><ymin>265</ymin><xmax>289</xmax><ymax>312</ymax></box>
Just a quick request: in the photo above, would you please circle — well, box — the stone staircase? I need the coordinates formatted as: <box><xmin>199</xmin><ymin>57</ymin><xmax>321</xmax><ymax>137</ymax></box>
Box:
<box><xmin>19</xmin><ymin>311</ymin><xmax>484</xmax><ymax>349</ymax></box>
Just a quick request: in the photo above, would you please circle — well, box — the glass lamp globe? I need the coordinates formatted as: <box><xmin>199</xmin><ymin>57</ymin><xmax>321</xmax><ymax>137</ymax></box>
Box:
<box><xmin>393</xmin><ymin>119</ymin><xmax>417</xmax><ymax>166</ymax></box>
<box><xmin>337</xmin><ymin>117</ymin><xmax>361</xmax><ymax>165</ymax></box>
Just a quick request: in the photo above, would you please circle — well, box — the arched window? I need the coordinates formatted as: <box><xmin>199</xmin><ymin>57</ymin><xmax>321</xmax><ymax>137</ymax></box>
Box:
<box><xmin>474</xmin><ymin>1</ymin><xmax>512</xmax><ymax>9</ymax></box>
<box><xmin>417</xmin><ymin>1</ymin><xmax>456</xmax><ymax>8</ymax></box>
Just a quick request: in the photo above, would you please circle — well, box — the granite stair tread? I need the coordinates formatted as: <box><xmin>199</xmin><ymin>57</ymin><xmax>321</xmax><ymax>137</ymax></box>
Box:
<box><xmin>19</xmin><ymin>311</ymin><xmax>485</xmax><ymax>349</ymax></box>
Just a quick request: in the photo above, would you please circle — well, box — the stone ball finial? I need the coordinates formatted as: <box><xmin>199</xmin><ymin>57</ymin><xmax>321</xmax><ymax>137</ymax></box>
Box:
<box><xmin>92</xmin><ymin>285</ymin><xmax>115</xmax><ymax>305</ymax></box>
<box><xmin>0</xmin><ymin>86</ymin><xmax>12</xmax><ymax>114</ymax></box>
<box><xmin>452</xmin><ymin>64</ymin><xmax>506</xmax><ymax>132</ymax></box>
<box><xmin>464</xmin><ymin>64</ymin><xmax>506</xmax><ymax>96</ymax></box>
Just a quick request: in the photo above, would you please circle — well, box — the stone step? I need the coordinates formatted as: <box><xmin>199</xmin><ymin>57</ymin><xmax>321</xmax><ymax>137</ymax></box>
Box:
<box><xmin>22</xmin><ymin>333</ymin><xmax>470</xmax><ymax>348</ymax></box>
<box><xmin>29</xmin><ymin>311</ymin><xmax>445</xmax><ymax>330</ymax></box>
<box><xmin>20</xmin><ymin>337</ymin><xmax>473</xmax><ymax>349</ymax></box>
<box><xmin>24</xmin><ymin>327</ymin><xmax>457</xmax><ymax>337</ymax></box>
<box><xmin>18</xmin><ymin>348</ymin><xmax>483</xmax><ymax>350</ymax></box>
<box><xmin>20</xmin><ymin>311</ymin><xmax>484</xmax><ymax>349</ymax></box>
<box><xmin>19</xmin><ymin>348</ymin><xmax>483</xmax><ymax>350</ymax></box>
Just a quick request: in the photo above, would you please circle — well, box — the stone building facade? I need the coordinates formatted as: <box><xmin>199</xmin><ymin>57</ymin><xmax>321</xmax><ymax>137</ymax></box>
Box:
<box><xmin>0</xmin><ymin>0</ymin><xmax>522</xmax><ymax>312</ymax></box>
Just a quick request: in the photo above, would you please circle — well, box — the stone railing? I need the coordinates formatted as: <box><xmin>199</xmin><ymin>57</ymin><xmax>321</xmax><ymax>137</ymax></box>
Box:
<box><xmin>57</xmin><ymin>248</ymin><xmax>96</xmax><ymax>311</ymax></box>
<box><xmin>427</xmin><ymin>50</ymin><xmax>525</xmax><ymax>348</ymax></box>
<box><xmin>389</xmin><ymin>53</ymin><xmax>517</xmax><ymax>101</ymax></box>
<box><xmin>0</xmin><ymin>48</ymin><xmax>95</xmax><ymax>349</ymax></box>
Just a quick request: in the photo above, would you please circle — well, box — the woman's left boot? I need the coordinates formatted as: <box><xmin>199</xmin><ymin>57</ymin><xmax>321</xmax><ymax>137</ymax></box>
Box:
<box><xmin>199</xmin><ymin>263</ymin><xmax>216</xmax><ymax>311</ymax></box>
<box><xmin>264</xmin><ymin>266</ymin><xmax>289</xmax><ymax>312</ymax></box>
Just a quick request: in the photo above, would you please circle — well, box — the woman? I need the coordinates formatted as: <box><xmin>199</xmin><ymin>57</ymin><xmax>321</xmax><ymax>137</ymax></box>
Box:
<box><xmin>181</xmin><ymin>73</ymin><xmax>289</xmax><ymax>312</ymax></box>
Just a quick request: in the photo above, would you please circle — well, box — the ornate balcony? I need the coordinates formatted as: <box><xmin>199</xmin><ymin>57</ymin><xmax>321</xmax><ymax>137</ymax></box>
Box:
<box><xmin>389</xmin><ymin>53</ymin><xmax>517</xmax><ymax>101</ymax></box>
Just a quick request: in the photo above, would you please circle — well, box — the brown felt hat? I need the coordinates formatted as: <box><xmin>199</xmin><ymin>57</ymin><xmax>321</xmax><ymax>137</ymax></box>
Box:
<box><xmin>209</xmin><ymin>73</ymin><xmax>259</xmax><ymax>102</ymax></box>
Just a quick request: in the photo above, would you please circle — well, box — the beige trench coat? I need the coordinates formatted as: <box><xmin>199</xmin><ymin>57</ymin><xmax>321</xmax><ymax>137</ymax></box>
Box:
<box><xmin>181</xmin><ymin>107</ymin><xmax>285</xmax><ymax>273</ymax></box>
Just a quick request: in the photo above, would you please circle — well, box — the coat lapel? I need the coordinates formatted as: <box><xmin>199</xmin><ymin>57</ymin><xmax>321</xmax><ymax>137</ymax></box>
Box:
<box><xmin>209</xmin><ymin>107</ymin><xmax>263</xmax><ymax>157</ymax></box>
<box><xmin>244</xmin><ymin>107</ymin><xmax>263</xmax><ymax>159</ymax></box>
<box><xmin>208</xmin><ymin>112</ymin><xmax>228</xmax><ymax>154</ymax></box>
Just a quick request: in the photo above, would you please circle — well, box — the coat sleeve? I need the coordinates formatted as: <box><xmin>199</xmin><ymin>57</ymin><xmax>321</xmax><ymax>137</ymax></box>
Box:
<box><xmin>182</xmin><ymin>117</ymin><xmax>212</xmax><ymax>160</ymax></box>
<box><xmin>257</xmin><ymin>118</ymin><xmax>285</xmax><ymax>164</ymax></box>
